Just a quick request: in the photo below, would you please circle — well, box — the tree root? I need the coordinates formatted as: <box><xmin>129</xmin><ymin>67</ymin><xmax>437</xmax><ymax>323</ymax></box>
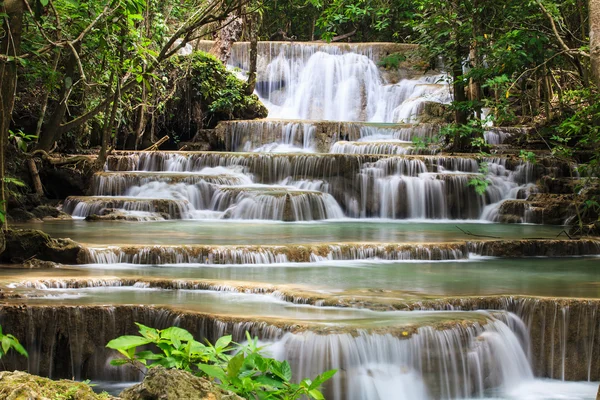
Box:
<box><xmin>29</xmin><ymin>150</ymin><xmax>97</xmax><ymax>166</ymax></box>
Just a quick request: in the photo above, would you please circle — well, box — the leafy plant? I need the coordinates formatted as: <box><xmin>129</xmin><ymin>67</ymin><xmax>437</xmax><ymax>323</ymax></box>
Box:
<box><xmin>0</xmin><ymin>325</ymin><xmax>28</xmax><ymax>359</ymax></box>
<box><xmin>378</xmin><ymin>53</ymin><xmax>407</xmax><ymax>70</ymax></box>
<box><xmin>468</xmin><ymin>162</ymin><xmax>491</xmax><ymax>195</ymax></box>
<box><xmin>107</xmin><ymin>324</ymin><xmax>336</xmax><ymax>400</ymax></box>
<box><xmin>8</xmin><ymin>129</ymin><xmax>38</xmax><ymax>153</ymax></box>
<box><xmin>519</xmin><ymin>150</ymin><xmax>537</xmax><ymax>164</ymax></box>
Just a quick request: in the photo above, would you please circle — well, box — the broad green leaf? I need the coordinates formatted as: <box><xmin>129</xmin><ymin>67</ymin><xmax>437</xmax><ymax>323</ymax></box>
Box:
<box><xmin>135</xmin><ymin>350</ymin><xmax>163</xmax><ymax>360</ymax></box>
<box><xmin>214</xmin><ymin>335</ymin><xmax>232</xmax><ymax>350</ymax></box>
<box><xmin>135</xmin><ymin>323</ymin><xmax>160</xmax><ymax>341</ymax></box>
<box><xmin>309</xmin><ymin>389</ymin><xmax>325</xmax><ymax>400</ymax></box>
<box><xmin>110</xmin><ymin>359</ymin><xmax>131</xmax><ymax>366</ymax></box>
<box><xmin>310</xmin><ymin>369</ymin><xmax>337</xmax><ymax>389</ymax></box>
<box><xmin>2</xmin><ymin>336</ymin><xmax>11</xmax><ymax>354</ymax></box>
<box><xmin>197</xmin><ymin>363</ymin><xmax>227</xmax><ymax>382</ymax></box>
<box><xmin>106</xmin><ymin>335</ymin><xmax>152</xmax><ymax>351</ymax></box>
<box><xmin>153</xmin><ymin>356</ymin><xmax>178</xmax><ymax>369</ymax></box>
<box><xmin>161</xmin><ymin>326</ymin><xmax>193</xmax><ymax>342</ymax></box>
<box><xmin>280</xmin><ymin>361</ymin><xmax>292</xmax><ymax>381</ymax></box>
<box><xmin>254</xmin><ymin>375</ymin><xmax>285</xmax><ymax>389</ymax></box>
<box><xmin>227</xmin><ymin>352</ymin><xmax>244</xmax><ymax>378</ymax></box>
<box><xmin>9</xmin><ymin>340</ymin><xmax>28</xmax><ymax>357</ymax></box>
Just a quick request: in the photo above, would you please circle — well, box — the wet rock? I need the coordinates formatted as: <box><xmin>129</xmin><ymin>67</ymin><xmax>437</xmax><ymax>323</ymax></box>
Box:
<box><xmin>31</xmin><ymin>205</ymin><xmax>70</xmax><ymax>220</ymax></box>
<box><xmin>496</xmin><ymin>194</ymin><xmax>579</xmax><ymax>225</ymax></box>
<box><xmin>475</xmin><ymin>239</ymin><xmax>600</xmax><ymax>257</ymax></box>
<box><xmin>23</xmin><ymin>258</ymin><xmax>60</xmax><ymax>269</ymax></box>
<box><xmin>7</xmin><ymin>207</ymin><xmax>38</xmax><ymax>222</ymax></box>
<box><xmin>0</xmin><ymin>370</ymin><xmax>114</xmax><ymax>400</ymax></box>
<box><xmin>0</xmin><ymin>229</ymin><xmax>82</xmax><ymax>264</ymax></box>
<box><xmin>120</xmin><ymin>366</ymin><xmax>242</xmax><ymax>400</ymax></box>
<box><xmin>39</xmin><ymin>163</ymin><xmax>96</xmax><ymax>200</ymax></box>
<box><xmin>420</xmin><ymin>101</ymin><xmax>452</xmax><ymax>123</ymax></box>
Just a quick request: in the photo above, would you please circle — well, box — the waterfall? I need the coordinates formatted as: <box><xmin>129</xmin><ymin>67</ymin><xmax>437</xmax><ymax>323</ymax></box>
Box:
<box><xmin>267</xmin><ymin>314</ymin><xmax>533</xmax><ymax>400</ymax></box>
<box><xmin>251</xmin><ymin>50</ymin><xmax>450</xmax><ymax>123</ymax></box>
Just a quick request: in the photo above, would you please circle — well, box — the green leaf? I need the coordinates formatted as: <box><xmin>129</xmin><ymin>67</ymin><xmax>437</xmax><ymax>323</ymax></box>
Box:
<box><xmin>309</xmin><ymin>389</ymin><xmax>325</xmax><ymax>400</ymax></box>
<box><xmin>197</xmin><ymin>364</ymin><xmax>227</xmax><ymax>382</ymax></box>
<box><xmin>2</xmin><ymin>336</ymin><xmax>11</xmax><ymax>354</ymax></box>
<box><xmin>281</xmin><ymin>360</ymin><xmax>292</xmax><ymax>381</ymax></box>
<box><xmin>106</xmin><ymin>335</ymin><xmax>152</xmax><ymax>351</ymax></box>
<box><xmin>135</xmin><ymin>350</ymin><xmax>163</xmax><ymax>360</ymax></box>
<box><xmin>161</xmin><ymin>327</ymin><xmax>193</xmax><ymax>342</ymax></box>
<box><xmin>310</xmin><ymin>369</ymin><xmax>337</xmax><ymax>389</ymax></box>
<box><xmin>39</xmin><ymin>0</ymin><xmax>49</xmax><ymax>6</ymax></box>
<box><xmin>227</xmin><ymin>352</ymin><xmax>245</xmax><ymax>378</ymax></box>
<box><xmin>110</xmin><ymin>359</ymin><xmax>132</xmax><ymax>366</ymax></box>
<box><xmin>214</xmin><ymin>335</ymin><xmax>232</xmax><ymax>351</ymax></box>
<box><xmin>135</xmin><ymin>323</ymin><xmax>160</xmax><ymax>341</ymax></box>
<box><xmin>153</xmin><ymin>356</ymin><xmax>178</xmax><ymax>369</ymax></box>
<box><xmin>254</xmin><ymin>375</ymin><xmax>285</xmax><ymax>389</ymax></box>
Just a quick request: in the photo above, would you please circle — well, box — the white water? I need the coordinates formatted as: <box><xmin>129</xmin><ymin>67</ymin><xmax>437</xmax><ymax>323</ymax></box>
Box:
<box><xmin>249</xmin><ymin>49</ymin><xmax>450</xmax><ymax>123</ymax></box>
<box><xmin>267</xmin><ymin>314</ymin><xmax>538</xmax><ymax>400</ymax></box>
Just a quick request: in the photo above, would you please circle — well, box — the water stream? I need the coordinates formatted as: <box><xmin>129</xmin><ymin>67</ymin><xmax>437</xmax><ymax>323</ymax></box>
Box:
<box><xmin>2</xmin><ymin>41</ymin><xmax>599</xmax><ymax>399</ymax></box>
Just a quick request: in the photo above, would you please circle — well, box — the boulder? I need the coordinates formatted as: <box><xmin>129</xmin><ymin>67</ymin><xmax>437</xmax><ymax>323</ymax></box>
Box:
<box><xmin>7</xmin><ymin>207</ymin><xmax>38</xmax><ymax>222</ymax></box>
<box><xmin>0</xmin><ymin>229</ymin><xmax>82</xmax><ymax>264</ymax></box>
<box><xmin>0</xmin><ymin>370</ymin><xmax>114</xmax><ymax>400</ymax></box>
<box><xmin>119</xmin><ymin>366</ymin><xmax>242</xmax><ymax>400</ymax></box>
<box><xmin>31</xmin><ymin>205</ymin><xmax>69</xmax><ymax>220</ymax></box>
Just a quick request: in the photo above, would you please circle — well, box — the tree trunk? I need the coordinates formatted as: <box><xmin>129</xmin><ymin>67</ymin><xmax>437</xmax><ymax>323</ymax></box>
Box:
<box><xmin>591</xmin><ymin>0</ymin><xmax>600</xmax><ymax>88</ymax></box>
<box><xmin>210</xmin><ymin>13</ymin><xmax>244</xmax><ymax>63</ymax></box>
<box><xmin>36</xmin><ymin>43</ymin><xmax>81</xmax><ymax>151</ymax></box>
<box><xmin>0</xmin><ymin>0</ymin><xmax>25</xmax><ymax>228</ymax></box>
<box><xmin>245</xmin><ymin>14</ymin><xmax>258</xmax><ymax>95</ymax></box>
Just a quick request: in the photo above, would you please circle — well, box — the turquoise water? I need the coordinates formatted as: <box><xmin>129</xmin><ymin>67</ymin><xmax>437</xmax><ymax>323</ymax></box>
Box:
<box><xmin>16</xmin><ymin>220</ymin><xmax>566</xmax><ymax>245</ymax></box>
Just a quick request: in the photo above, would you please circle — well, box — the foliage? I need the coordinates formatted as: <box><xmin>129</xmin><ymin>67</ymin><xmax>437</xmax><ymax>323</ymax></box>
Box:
<box><xmin>378</xmin><ymin>53</ymin><xmax>407</xmax><ymax>70</ymax></box>
<box><xmin>519</xmin><ymin>150</ymin><xmax>537</xmax><ymax>164</ymax></box>
<box><xmin>8</xmin><ymin>130</ymin><xmax>38</xmax><ymax>153</ymax></box>
<box><xmin>107</xmin><ymin>323</ymin><xmax>336</xmax><ymax>400</ymax></box>
<box><xmin>440</xmin><ymin>117</ymin><xmax>486</xmax><ymax>151</ymax></box>
<box><xmin>482</xmin><ymin>75</ymin><xmax>517</xmax><ymax>126</ymax></box>
<box><xmin>0</xmin><ymin>325</ymin><xmax>28</xmax><ymax>359</ymax></box>
<box><xmin>468</xmin><ymin>162</ymin><xmax>491</xmax><ymax>196</ymax></box>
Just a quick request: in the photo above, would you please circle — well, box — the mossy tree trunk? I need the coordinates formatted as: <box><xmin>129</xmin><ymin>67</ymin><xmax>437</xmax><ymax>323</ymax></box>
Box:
<box><xmin>0</xmin><ymin>0</ymin><xmax>25</xmax><ymax>229</ymax></box>
<box><xmin>591</xmin><ymin>0</ymin><xmax>600</xmax><ymax>88</ymax></box>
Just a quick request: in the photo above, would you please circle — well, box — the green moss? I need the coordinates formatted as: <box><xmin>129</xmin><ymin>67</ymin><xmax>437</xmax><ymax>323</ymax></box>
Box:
<box><xmin>0</xmin><ymin>371</ymin><xmax>114</xmax><ymax>400</ymax></box>
<box><xmin>377</xmin><ymin>52</ymin><xmax>407</xmax><ymax>70</ymax></box>
<box><xmin>168</xmin><ymin>51</ymin><xmax>267</xmax><ymax>127</ymax></box>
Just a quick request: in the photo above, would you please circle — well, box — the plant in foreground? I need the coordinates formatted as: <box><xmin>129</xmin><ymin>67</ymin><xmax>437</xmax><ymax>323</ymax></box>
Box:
<box><xmin>107</xmin><ymin>323</ymin><xmax>336</xmax><ymax>399</ymax></box>
<box><xmin>0</xmin><ymin>324</ymin><xmax>28</xmax><ymax>359</ymax></box>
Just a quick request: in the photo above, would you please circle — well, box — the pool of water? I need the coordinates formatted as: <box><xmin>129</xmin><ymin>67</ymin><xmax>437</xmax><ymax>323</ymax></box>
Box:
<box><xmin>2</xmin><ymin>254</ymin><xmax>600</xmax><ymax>302</ymax></box>
<box><xmin>16</xmin><ymin>220</ymin><xmax>566</xmax><ymax>245</ymax></box>
<box><xmin>0</xmin><ymin>285</ymin><xmax>489</xmax><ymax>328</ymax></box>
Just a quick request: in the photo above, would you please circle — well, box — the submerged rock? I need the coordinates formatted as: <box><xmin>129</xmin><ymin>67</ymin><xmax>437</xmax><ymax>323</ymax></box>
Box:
<box><xmin>119</xmin><ymin>366</ymin><xmax>242</xmax><ymax>400</ymax></box>
<box><xmin>0</xmin><ymin>229</ymin><xmax>82</xmax><ymax>264</ymax></box>
<box><xmin>0</xmin><ymin>370</ymin><xmax>114</xmax><ymax>400</ymax></box>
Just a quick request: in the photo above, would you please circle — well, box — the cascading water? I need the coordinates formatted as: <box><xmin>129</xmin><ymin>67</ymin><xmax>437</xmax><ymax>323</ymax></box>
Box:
<box><xmin>267</xmin><ymin>313</ymin><xmax>534</xmax><ymax>400</ymax></box>
<box><xmin>12</xmin><ymin>40</ymin><xmax>596</xmax><ymax>400</ymax></box>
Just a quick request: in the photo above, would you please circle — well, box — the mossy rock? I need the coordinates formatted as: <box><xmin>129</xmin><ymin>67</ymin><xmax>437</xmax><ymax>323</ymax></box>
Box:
<box><xmin>155</xmin><ymin>51</ymin><xmax>268</xmax><ymax>146</ymax></box>
<box><xmin>120</xmin><ymin>366</ymin><xmax>243</xmax><ymax>400</ymax></box>
<box><xmin>0</xmin><ymin>370</ymin><xmax>114</xmax><ymax>400</ymax></box>
<box><xmin>0</xmin><ymin>229</ymin><xmax>82</xmax><ymax>264</ymax></box>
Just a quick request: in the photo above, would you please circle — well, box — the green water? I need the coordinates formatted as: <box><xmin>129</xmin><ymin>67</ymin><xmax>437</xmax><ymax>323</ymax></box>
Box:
<box><xmin>0</xmin><ymin>285</ymin><xmax>489</xmax><ymax>328</ymax></box>
<box><xmin>15</xmin><ymin>220</ymin><xmax>566</xmax><ymax>245</ymax></box>
<box><xmin>2</xmin><ymin>256</ymin><xmax>600</xmax><ymax>301</ymax></box>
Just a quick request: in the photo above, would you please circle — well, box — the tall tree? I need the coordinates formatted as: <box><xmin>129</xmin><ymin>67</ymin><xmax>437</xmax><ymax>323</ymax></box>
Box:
<box><xmin>591</xmin><ymin>0</ymin><xmax>600</xmax><ymax>87</ymax></box>
<box><xmin>0</xmin><ymin>0</ymin><xmax>26</xmax><ymax>227</ymax></box>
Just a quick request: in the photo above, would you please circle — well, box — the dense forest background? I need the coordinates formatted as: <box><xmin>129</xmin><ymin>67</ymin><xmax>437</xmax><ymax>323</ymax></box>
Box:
<box><xmin>1</xmin><ymin>0</ymin><xmax>599</xmax><ymax>228</ymax></box>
